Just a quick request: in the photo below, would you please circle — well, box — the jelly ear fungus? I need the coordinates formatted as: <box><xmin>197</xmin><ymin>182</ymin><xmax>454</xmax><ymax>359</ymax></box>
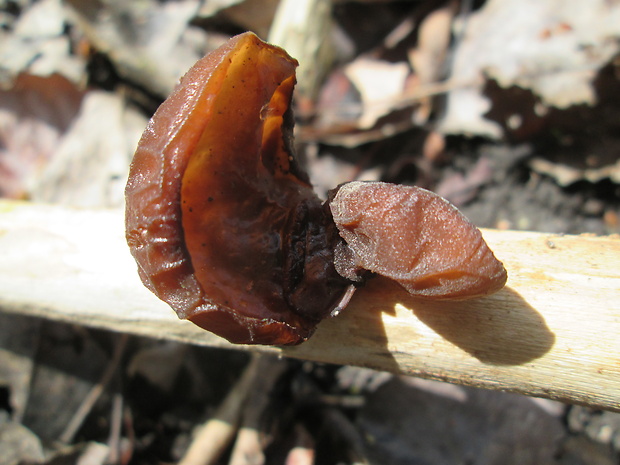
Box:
<box><xmin>125</xmin><ymin>32</ymin><xmax>352</xmax><ymax>345</ymax></box>
<box><xmin>328</xmin><ymin>182</ymin><xmax>507</xmax><ymax>300</ymax></box>
<box><xmin>125</xmin><ymin>32</ymin><xmax>507</xmax><ymax>346</ymax></box>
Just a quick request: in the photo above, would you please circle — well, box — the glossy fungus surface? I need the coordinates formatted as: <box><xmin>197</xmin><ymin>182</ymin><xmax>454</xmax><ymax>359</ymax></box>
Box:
<box><xmin>126</xmin><ymin>32</ymin><xmax>508</xmax><ymax>347</ymax></box>
<box><xmin>329</xmin><ymin>182</ymin><xmax>507</xmax><ymax>299</ymax></box>
<box><xmin>125</xmin><ymin>32</ymin><xmax>351</xmax><ymax>345</ymax></box>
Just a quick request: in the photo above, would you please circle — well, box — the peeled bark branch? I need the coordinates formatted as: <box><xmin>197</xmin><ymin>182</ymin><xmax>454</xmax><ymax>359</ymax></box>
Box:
<box><xmin>0</xmin><ymin>200</ymin><xmax>618</xmax><ymax>411</ymax></box>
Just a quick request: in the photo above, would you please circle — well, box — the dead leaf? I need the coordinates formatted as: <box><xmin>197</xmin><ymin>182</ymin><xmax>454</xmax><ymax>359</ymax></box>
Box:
<box><xmin>0</xmin><ymin>0</ymin><xmax>84</xmax><ymax>83</ymax></box>
<box><xmin>198</xmin><ymin>0</ymin><xmax>247</xmax><ymax>16</ymax></box>
<box><xmin>0</xmin><ymin>73</ymin><xmax>84</xmax><ymax>199</ymax></box>
<box><xmin>127</xmin><ymin>342</ymin><xmax>187</xmax><ymax>393</ymax></box>
<box><xmin>344</xmin><ymin>57</ymin><xmax>410</xmax><ymax>129</ymax></box>
<box><xmin>408</xmin><ymin>1</ymin><xmax>456</xmax><ymax>124</ymax></box>
<box><xmin>64</xmin><ymin>0</ymin><xmax>206</xmax><ymax>98</ymax></box>
<box><xmin>436</xmin><ymin>156</ymin><xmax>494</xmax><ymax>206</ymax></box>
<box><xmin>529</xmin><ymin>157</ymin><xmax>620</xmax><ymax>186</ymax></box>
<box><xmin>199</xmin><ymin>0</ymin><xmax>280</xmax><ymax>39</ymax></box>
<box><xmin>439</xmin><ymin>0</ymin><xmax>620</xmax><ymax>138</ymax></box>
<box><xmin>31</xmin><ymin>90</ymin><xmax>147</xmax><ymax>208</ymax></box>
<box><xmin>312</xmin><ymin>68</ymin><xmax>362</xmax><ymax>131</ymax></box>
<box><xmin>0</xmin><ymin>418</ymin><xmax>45</xmax><ymax>465</ymax></box>
<box><xmin>21</xmin><ymin>324</ymin><xmax>109</xmax><ymax>442</ymax></box>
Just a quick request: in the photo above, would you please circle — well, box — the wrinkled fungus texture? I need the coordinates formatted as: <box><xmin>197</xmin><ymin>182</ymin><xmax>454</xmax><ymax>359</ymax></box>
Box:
<box><xmin>126</xmin><ymin>32</ymin><xmax>507</xmax><ymax>347</ymax></box>
<box><xmin>329</xmin><ymin>182</ymin><xmax>507</xmax><ymax>299</ymax></box>
<box><xmin>125</xmin><ymin>32</ymin><xmax>351</xmax><ymax>345</ymax></box>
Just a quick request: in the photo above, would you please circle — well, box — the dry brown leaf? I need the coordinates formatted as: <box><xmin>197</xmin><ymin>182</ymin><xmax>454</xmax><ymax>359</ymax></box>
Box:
<box><xmin>435</xmin><ymin>156</ymin><xmax>494</xmax><ymax>206</ymax></box>
<box><xmin>198</xmin><ymin>0</ymin><xmax>247</xmax><ymax>16</ymax></box>
<box><xmin>201</xmin><ymin>0</ymin><xmax>280</xmax><ymax>39</ymax></box>
<box><xmin>358</xmin><ymin>377</ymin><xmax>565</xmax><ymax>465</ymax></box>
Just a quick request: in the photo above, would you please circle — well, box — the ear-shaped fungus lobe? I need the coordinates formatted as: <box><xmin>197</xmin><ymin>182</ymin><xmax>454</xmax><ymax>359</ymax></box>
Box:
<box><xmin>329</xmin><ymin>182</ymin><xmax>507</xmax><ymax>299</ymax></box>
<box><xmin>125</xmin><ymin>32</ymin><xmax>350</xmax><ymax>345</ymax></box>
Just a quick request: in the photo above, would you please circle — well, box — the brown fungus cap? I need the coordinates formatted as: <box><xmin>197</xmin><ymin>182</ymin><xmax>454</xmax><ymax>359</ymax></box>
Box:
<box><xmin>125</xmin><ymin>32</ymin><xmax>351</xmax><ymax>345</ymax></box>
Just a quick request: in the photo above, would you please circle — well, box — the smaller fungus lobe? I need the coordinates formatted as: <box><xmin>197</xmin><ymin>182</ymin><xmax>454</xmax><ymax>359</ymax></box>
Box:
<box><xmin>329</xmin><ymin>182</ymin><xmax>507</xmax><ymax>300</ymax></box>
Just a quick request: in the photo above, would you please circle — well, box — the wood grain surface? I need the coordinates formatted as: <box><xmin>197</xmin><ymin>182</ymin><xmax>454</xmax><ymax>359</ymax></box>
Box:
<box><xmin>0</xmin><ymin>200</ymin><xmax>618</xmax><ymax>411</ymax></box>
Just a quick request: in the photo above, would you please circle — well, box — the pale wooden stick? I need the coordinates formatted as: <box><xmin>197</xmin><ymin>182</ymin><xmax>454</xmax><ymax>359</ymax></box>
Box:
<box><xmin>228</xmin><ymin>356</ymin><xmax>288</xmax><ymax>465</ymax></box>
<box><xmin>179</xmin><ymin>354</ymin><xmax>261</xmax><ymax>465</ymax></box>
<box><xmin>284</xmin><ymin>424</ymin><xmax>315</xmax><ymax>465</ymax></box>
<box><xmin>0</xmin><ymin>200</ymin><xmax>619</xmax><ymax>411</ymax></box>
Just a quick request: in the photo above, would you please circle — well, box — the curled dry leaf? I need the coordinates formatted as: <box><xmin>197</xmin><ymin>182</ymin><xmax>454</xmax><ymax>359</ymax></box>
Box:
<box><xmin>125</xmin><ymin>32</ymin><xmax>507</xmax><ymax>346</ymax></box>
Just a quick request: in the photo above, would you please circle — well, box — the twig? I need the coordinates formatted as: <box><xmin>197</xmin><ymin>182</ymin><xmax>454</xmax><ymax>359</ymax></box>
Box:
<box><xmin>106</xmin><ymin>391</ymin><xmax>125</xmax><ymax>464</ymax></box>
<box><xmin>179</xmin><ymin>354</ymin><xmax>289</xmax><ymax>465</ymax></box>
<box><xmin>228</xmin><ymin>356</ymin><xmax>289</xmax><ymax>465</ymax></box>
<box><xmin>284</xmin><ymin>424</ymin><xmax>315</xmax><ymax>465</ymax></box>
<box><xmin>179</xmin><ymin>354</ymin><xmax>262</xmax><ymax>465</ymax></box>
<box><xmin>228</xmin><ymin>427</ymin><xmax>265</xmax><ymax>465</ymax></box>
<box><xmin>59</xmin><ymin>333</ymin><xmax>129</xmax><ymax>444</ymax></box>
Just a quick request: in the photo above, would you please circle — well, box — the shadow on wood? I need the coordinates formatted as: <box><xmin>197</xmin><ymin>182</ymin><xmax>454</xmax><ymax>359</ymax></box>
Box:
<box><xmin>287</xmin><ymin>278</ymin><xmax>554</xmax><ymax>372</ymax></box>
<box><xmin>411</xmin><ymin>287</ymin><xmax>556</xmax><ymax>365</ymax></box>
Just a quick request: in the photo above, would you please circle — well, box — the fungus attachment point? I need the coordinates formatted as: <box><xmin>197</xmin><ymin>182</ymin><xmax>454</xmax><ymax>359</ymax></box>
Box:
<box><xmin>125</xmin><ymin>32</ymin><xmax>507</xmax><ymax>346</ymax></box>
<box><xmin>328</xmin><ymin>182</ymin><xmax>507</xmax><ymax>300</ymax></box>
